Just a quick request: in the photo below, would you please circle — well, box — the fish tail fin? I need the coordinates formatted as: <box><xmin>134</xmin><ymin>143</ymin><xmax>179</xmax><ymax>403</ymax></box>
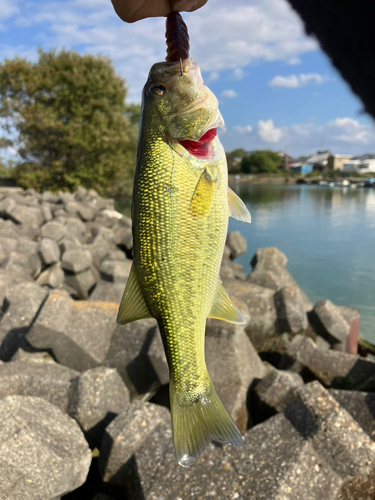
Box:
<box><xmin>170</xmin><ymin>376</ymin><xmax>243</xmax><ymax>467</ymax></box>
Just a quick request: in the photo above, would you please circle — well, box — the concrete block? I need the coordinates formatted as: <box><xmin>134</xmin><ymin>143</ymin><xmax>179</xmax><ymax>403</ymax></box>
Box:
<box><xmin>274</xmin><ymin>285</ymin><xmax>308</xmax><ymax>333</ymax></box>
<box><xmin>61</xmin><ymin>248</ymin><xmax>93</xmax><ymax>274</ymax></box>
<box><xmin>89</xmin><ymin>280</ymin><xmax>124</xmax><ymax>304</ymax></box>
<box><xmin>99</xmin><ymin>259</ymin><xmax>132</xmax><ymax>284</ymax></box>
<box><xmin>64</xmin><ymin>266</ymin><xmax>98</xmax><ymax>299</ymax></box>
<box><xmin>36</xmin><ymin>262</ymin><xmax>65</xmax><ymax>289</ymax></box>
<box><xmin>41</xmin><ymin>221</ymin><xmax>67</xmax><ymax>242</ymax></box>
<box><xmin>226</xmin><ymin>231</ymin><xmax>247</xmax><ymax>259</ymax></box>
<box><xmin>38</xmin><ymin>238</ymin><xmax>61</xmax><ymax>266</ymax></box>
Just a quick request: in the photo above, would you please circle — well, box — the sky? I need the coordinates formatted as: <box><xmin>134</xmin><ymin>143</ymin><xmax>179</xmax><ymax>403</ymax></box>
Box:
<box><xmin>1</xmin><ymin>0</ymin><xmax>375</xmax><ymax>158</ymax></box>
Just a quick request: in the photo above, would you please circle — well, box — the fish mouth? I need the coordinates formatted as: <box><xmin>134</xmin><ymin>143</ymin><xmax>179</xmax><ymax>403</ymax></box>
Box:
<box><xmin>178</xmin><ymin>128</ymin><xmax>217</xmax><ymax>158</ymax></box>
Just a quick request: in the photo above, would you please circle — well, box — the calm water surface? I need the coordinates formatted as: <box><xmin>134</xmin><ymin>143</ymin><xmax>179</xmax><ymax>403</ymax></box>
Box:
<box><xmin>229</xmin><ymin>184</ymin><xmax>375</xmax><ymax>343</ymax></box>
<box><xmin>116</xmin><ymin>184</ymin><xmax>375</xmax><ymax>343</ymax></box>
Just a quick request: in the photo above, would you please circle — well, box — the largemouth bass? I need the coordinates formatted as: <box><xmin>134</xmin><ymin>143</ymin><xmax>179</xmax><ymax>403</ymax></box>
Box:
<box><xmin>118</xmin><ymin>12</ymin><xmax>251</xmax><ymax>467</ymax></box>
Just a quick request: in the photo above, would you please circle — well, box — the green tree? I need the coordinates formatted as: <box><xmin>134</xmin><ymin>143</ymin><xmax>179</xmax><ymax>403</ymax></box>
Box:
<box><xmin>226</xmin><ymin>148</ymin><xmax>248</xmax><ymax>174</ymax></box>
<box><xmin>0</xmin><ymin>49</ymin><xmax>139</xmax><ymax>193</ymax></box>
<box><xmin>240</xmin><ymin>150</ymin><xmax>282</xmax><ymax>174</ymax></box>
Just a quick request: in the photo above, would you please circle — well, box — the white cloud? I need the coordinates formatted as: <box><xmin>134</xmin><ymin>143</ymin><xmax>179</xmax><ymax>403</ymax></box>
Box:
<box><xmin>233</xmin><ymin>125</ymin><xmax>253</xmax><ymax>134</ymax></box>
<box><xmin>205</xmin><ymin>71</ymin><xmax>220</xmax><ymax>82</ymax></box>
<box><xmin>231</xmin><ymin>67</ymin><xmax>245</xmax><ymax>80</ymax></box>
<box><xmin>223</xmin><ymin>117</ymin><xmax>375</xmax><ymax>157</ymax></box>
<box><xmin>269</xmin><ymin>73</ymin><xmax>329</xmax><ymax>88</ymax></box>
<box><xmin>221</xmin><ymin>89</ymin><xmax>237</xmax><ymax>99</ymax></box>
<box><xmin>258</xmin><ymin>119</ymin><xmax>283</xmax><ymax>143</ymax></box>
<box><xmin>2</xmin><ymin>0</ymin><xmax>318</xmax><ymax>102</ymax></box>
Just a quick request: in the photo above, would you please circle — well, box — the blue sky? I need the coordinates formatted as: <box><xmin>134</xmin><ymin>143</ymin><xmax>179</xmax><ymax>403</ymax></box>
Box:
<box><xmin>1</xmin><ymin>0</ymin><xmax>375</xmax><ymax>158</ymax></box>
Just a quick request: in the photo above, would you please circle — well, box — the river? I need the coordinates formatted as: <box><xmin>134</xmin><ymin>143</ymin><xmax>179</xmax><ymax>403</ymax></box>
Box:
<box><xmin>229</xmin><ymin>183</ymin><xmax>375</xmax><ymax>343</ymax></box>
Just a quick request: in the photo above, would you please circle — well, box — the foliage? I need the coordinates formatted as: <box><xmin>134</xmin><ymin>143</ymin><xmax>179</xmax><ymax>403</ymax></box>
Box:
<box><xmin>0</xmin><ymin>49</ymin><xmax>139</xmax><ymax>193</ymax></box>
<box><xmin>226</xmin><ymin>148</ymin><xmax>248</xmax><ymax>173</ymax></box>
<box><xmin>240</xmin><ymin>150</ymin><xmax>282</xmax><ymax>174</ymax></box>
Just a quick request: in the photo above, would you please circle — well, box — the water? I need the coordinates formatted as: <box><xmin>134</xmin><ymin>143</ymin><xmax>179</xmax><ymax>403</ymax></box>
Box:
<box><xmin>228</xmin><ymin>184</ymin><xmax>375</xmax><ymax>343</ymax></box>
<box><xmin>115</xmin><ymin>184</ymin><xmax>375</xmax><ymax>343</ymax></box>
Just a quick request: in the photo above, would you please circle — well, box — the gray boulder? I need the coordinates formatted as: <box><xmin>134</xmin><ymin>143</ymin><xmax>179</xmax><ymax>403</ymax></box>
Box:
<box><xmin>61</xmin><ymin>248</ymin><xmax>93</xmax><ymax>274</ymax></box>
<box><xmin>285</xmin><ymin>381</ymin><xmax>375</xmax><ymax>498</ymax></box>
<box><xmin>69</xmin><ymin>366</ymin><xmax>130</xmax><ymax>446</ymax></box>
<box><xmin>99</xmin><ymin>259</ymin><xmax>132</xmax><ymax>284</ymax></box>
<box><xmin>89</xmin><ymin>280</ymin><xmax>125</xmax><ymax>304</ymax></box>
<box><xmin>36</xmin><ymin>262</ymin><xmax>65</xmax><ymax>288</ymax></box>
<box><xmin>104</xmin><ymin>319</ymin><xmax>169</xmax><ymax>399</ymax></box>
<box><xmin>0</xmin><ymin>395</ymin><xmax>91</xmax><ymax>500</ymax></box>
<box><xmin>99</xmin><ymin>401</ymin><xmax>170</xmax><ymax>489</ymax></box>
<box><xmin>27</xmin><ymin>291</ymin><xmax>117</xmax><ymax>371</ymax></box>
<box><xmin>206</xmin><ymin>312</ymin><xmax>266</xmax><ymax>432</ymax></box>
<box><xmin>64</xmin><ymin>266</ymin><xmax>98</xmax><ymax>299</ymax></box>
<box><xmin>226</xmin><ymin>231</ymin><xmax>247</xmax><ymax>259</ymax></box>
<box><xmin>0</xmin><ymin>281</ymin><xmax>48</xmax><ymax>361</ymax></box>
<box><xmin>114</xmin><ymin>225</ymin><xmax>133</xmax><ymax>250</ymax></box>
<box><xmin>0</xmin><ymin>251</ymin><xmax>34</xmax><ymax>281</ymax></box>
<box><xmin>0</xmin><ymin>359</ymin><xmax>79</xmax><ymax>413</ymax></box>
<box><xmin>41</xmin><ymin>221</ymin><xmax>67</xmax><ymax>242</ymax></box>
<box><xmin>274</xmin><ymin>285</ymin><xmax>308</xmax><ymax>333</ymax></box>
<box><xmin>247</xmin><ymin>247</ymin><xmax>312</xmax><ymax>312</ymax></box>
<box><xmin>38</xmin><ymin>238</ymin><xmax>61</xmax><ymax>266</ymax></box>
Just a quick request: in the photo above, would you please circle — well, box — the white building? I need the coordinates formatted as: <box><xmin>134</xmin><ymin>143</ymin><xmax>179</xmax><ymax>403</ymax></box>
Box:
<box><xmin>358</xmin><ymin>159</ymin><xmax>375</xmax><ymax>174</ymax></box>
<box><xmin>343</xmin><ymin>157</ymin><xmax>375</xmax><ymax>174</ymax></box>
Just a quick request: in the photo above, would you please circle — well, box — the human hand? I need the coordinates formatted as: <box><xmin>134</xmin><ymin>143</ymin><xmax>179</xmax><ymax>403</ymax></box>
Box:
<box><xmin>111</xmin><ymin>0</ymin><xmax>207</xmax><ymax>23</ymax></box>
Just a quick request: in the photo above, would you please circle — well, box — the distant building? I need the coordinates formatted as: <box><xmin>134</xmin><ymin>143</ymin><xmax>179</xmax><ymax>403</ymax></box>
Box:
<box><xmin>306</xmin><ymin>150</ymin><xmax>332</xmax><ymax>172</ymax></box>
<box><xmin>342</xmin><ymin>154</ymin><xmax>375</xmax><ymax>174</ymax></box>
<box><xmin>328</xmin><ymin>154</ymin><xmax>353</xmax><ymax>170</ymax></box>
<box><xmin>289</xmin><ymin>163</ymin><xmax>313</xmax><ymax>174</ymax></box>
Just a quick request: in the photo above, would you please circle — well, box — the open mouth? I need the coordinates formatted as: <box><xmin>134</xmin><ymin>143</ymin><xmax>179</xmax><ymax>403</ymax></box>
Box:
<box><xmin>178</xmin><ymin>128</ymin><xmax>217</xmax><ymax>158</ymax></box>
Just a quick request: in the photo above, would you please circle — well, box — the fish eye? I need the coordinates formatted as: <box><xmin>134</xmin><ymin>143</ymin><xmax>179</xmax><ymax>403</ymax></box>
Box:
<box><xmin>152</xmin><ymin>84</ymin><xmax>166</xmax><ymax>96</ymax></box>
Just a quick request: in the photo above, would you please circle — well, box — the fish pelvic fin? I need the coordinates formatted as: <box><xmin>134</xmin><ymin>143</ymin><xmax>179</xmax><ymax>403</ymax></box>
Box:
<box><xmin>170</xmin><ymin>376</ymin><xmax>243</xmax><ymax>467</ymax></box>
<box><xmin>228</xmin><ymin>187</ymin><xmax>251</xmax><ymax>223</ymax></box>
<box><xmin>208</xmin><ymin>279</ymin><xmax>245</xmax><ymax>324</ymax></box>
<box><xmin>117</xmin><ymin>264</ymin><xmax>153</xmax><ymax>325</ymax></box>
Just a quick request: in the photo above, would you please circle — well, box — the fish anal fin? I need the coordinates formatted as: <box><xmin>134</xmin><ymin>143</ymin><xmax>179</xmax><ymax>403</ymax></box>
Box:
<box><xmin>228</xmin><ymin>187</ymin><xmax>251</xmax><ymax>223</ymax></box>
<box><xmin>208</xmin><ymin>280</ymin><xmax>245</xmax><ymax>324</ymax></box>
<box><xmin>189</xmin><ymin>168</ymin><xmax>216</xmax><ymax>218</ymax></box>
<box><xmin>117</xmin><ymin>265</ymin><xmax>153</xmax><ymax>325</ymax></box>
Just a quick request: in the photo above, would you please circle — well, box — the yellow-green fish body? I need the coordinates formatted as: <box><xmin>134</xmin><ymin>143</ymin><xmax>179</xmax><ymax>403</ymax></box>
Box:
<box><xmin>118</xmin><ymin>59</ymin><xmax>251</xmax><ymax>466</ymax></box>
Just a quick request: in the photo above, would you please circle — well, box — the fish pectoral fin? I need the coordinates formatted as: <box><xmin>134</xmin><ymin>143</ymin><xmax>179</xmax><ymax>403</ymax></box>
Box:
<box><xmin>189</xmin><ymin>168</ymin><xmax>216</xmax><ymax>218</ymax></box>
<box><xmin>208</xmin><ymin>280</ymin><xmax>245</xmax><ymax>324</ymax></box>
<box><xmin>117</xmin><ymin>265</ymin><xmax>153</xmax><ymax>325</ymax></box>
<box><xmin>228</xmin><ymin>187</ymin><xmax>251</xmax><ymax>223</ymax></box>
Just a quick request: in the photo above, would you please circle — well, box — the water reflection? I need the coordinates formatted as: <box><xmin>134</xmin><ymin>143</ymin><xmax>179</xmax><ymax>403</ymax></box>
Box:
<box><xmin>228</xmin><ymin>184</ymin><xmax>375</xmax><ymax>343</ymax></box>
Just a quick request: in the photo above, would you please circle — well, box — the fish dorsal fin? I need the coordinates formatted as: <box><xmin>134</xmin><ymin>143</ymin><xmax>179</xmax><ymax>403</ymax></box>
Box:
<box><xmin>228</xmin><ymin>187</ymin><xmax>251</xmax><ymax>223</ymax></box>
<box><xmin>208</xmin><ymin>280</ymin><xmax>245</xmax><ymax>324</ymax></box>
<box><xmin>117</xmin><ymin>265</ymin><xmax>153</xmax><ymax>325</ymax></box>
<box><xmin>189</xmin><ymin>168</ymin><xmax>216</xmax><ymax>218</ymax></box>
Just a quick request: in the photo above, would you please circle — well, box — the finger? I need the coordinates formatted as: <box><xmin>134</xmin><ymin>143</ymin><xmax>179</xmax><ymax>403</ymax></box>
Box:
<box><xmin>171</xmin><ymin>0</ymin><xmax>208</xmax><ymax>13</ymax></box>
<box><xmin>111</xmin><ymin>0</ymin><xmax>171</xmax><ymax>23</ymax></box>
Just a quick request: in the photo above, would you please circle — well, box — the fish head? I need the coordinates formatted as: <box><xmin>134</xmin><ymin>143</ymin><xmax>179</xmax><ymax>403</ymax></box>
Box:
<box><xmin>143</xmin><ymin>59</ymin><xmax>224</xmax><ymax>158</ymax></box>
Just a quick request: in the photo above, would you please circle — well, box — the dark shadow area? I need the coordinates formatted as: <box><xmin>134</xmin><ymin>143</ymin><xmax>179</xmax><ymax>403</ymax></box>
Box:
<box><xmin>287</xmin><ymin>0</ymin><xmax>375</xmax><ymax>120</ymax></box>
<box><xmin>258</xmin><ymin>351</ymin><xmax>282</xmax><ymax>367</ymax></box>
<box><xmin>108</xmin><ymin>455</ymin><xmax>146</xmax><ymax>500</ymax></box>
<box><xmin>246</xmin><ymin>377</ymin><xmax>274</xmax><ymax>428</ymax></box>
<box><xmin>284</xmin><ymin>396</ymin><xmax>319</xmax><ymax>439</ymax></box>
<box><xmin>149</xmin><ymin>383</ymin><xmax>170</xmax><ymax>410</ymax></box>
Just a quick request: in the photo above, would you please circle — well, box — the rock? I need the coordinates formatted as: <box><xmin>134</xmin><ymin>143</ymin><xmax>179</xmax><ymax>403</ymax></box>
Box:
<box><xmin>0</xmin><ymin>251</ymin><xmax>34</xmax><ymax>281</ymax></box>
<box><xmin>59</xmin><ymin>236</ymin><xmax>82</xmax><ymax>255</ymax></box>
<box><xmin>0</xmin><ymin>395</ymin><xmax>91</xmax><ymax>499</ymax></box>
<box><xmin>36</xmin><ymin>262</ymin><xmax>65</xmax><ymax>288</ymax></box>
<box><xmin>274</xmin><ymin>285</ymin><xmax>308</xmax><ymax>333</ymax></box>
<box><xmin>61</xmin><ymin>248</ymin><xmax>93</xmax><ymax>274</ymax></box>
<box><xmin>3</xmin><ymin>202</ymin><xmax>44</xmax><ymax>226</ymax></box>
<box><xmin>78</xmin><ymin>204</ymin><xmax>97</xmax><ymax>222</ymax></box>
<box><xmin>220</xmin><ymin>261</ymin><xmax>245</xmax><ymax>281</ymax></box>
<box><xmin>38</xmin><ymin>238</ymin><xmax>61</xmax><ymax>266</ymax></box>
<box><xmin>114</xmin><ymin>225</ymin><xmax>133</xmax><ymax>249</ymax></box>
<box><xmin>223</xmin><ymin>279</ymin><xmax>278</xmax><ymax>352</ymax></box>
<box><xmin>100</xmin><ymin>259</ymin><xmax>132</xmax><ymax>284</ymax></box>
<box><xmin>142</xmin><ymin>413</ymin><xmax>341</xmax><ymax>500</ymax></box>
<box><xmin>64</xmin><ymin>217</ymin><xmax>87</xmax><ymax>242</ymax></box>
<box><xmin>205</xmin><ymin>312</ymin><xmax>266</xmax><ymax>432</ymax></box>
<box><xmin>101</xmin><ymin>250</ymin><xmax>127</xmax><ymax>262</ymax></box>
<box><xmin>27</xmin><ymin>292</ymin><xmax>118</xmax><ymax>371</ymax></box>
<box><xmin>0</xmin><ymin>281</ymin><xmax>49</xmax><ymax>361</ymax></box>
<box><xmin>284</xmin><ymin>381</ymin><xmax>375</xmax><ymax>498</ymax></box>
<box><xmin>225</xmin><ymin>231</ymin><xmax>247</xmax><ymax>259</ymax></box>
<box><xmin>69</xmin><ymin>366</ymin><xmax>130</xmax><ymax>446</ymax></box>
<box><xmin>104</xmin><ymin>320</ymin><xmax>169</xmax><ymax>399</ymax></box>
<box><xmin>247</xmin><ymin>247</ymin><xmax>312</xmax><ymax>312</ymax></box>
<box><xmin>253</xmin><ymin>369</ymin><xmax>304</xmax><ymax>422</ymax></box>
<box><xmin>10</xmin><ymin>349</ymin><xmax>55</xmax><ymax>364</ymax></box>
<box><xmin>64</xmin><ymin>266</ymin><xmax>98</xmax><ymax>299</ymax></box>
<box><xmin>64</xmin><ymin>201</ymin><xmax>81</xmax><ymax>217</ymax></box>
<box><xmin>41</xmin><ymin>203</ymin><xmax>53</xmax><ymax>222</ymax></box>
<box><xmin>41</xmin><ymin>221</ymin><xmax>67</xmax><ymax>242</ymax></box>
<box><xmin>89</xmin><ymin>280</ymin><xmax>125</xmax><ymax>304</ymax></box>
<box><xmin>311</xmin><ymin>299</ymin><xmax>351</xmax><ymax>347</ymax></box>
<box><xmin>280</xmin><ymin>334</ymin><xmax>375</xmax><ymax>388</ymax></box>
<box><xmin>0</xmin><ymin>359</ymin><xmax>79</xmax><ymax>413</ymax></box>
<box><xmin>99</xmin><ymin>401</ymin><xmax>170</xmax><ymax>488</ymax></box>
<box><xmin>330</xmin><ymin>389</ymin><xmax>375</xmax><ymax>441</ymax></box>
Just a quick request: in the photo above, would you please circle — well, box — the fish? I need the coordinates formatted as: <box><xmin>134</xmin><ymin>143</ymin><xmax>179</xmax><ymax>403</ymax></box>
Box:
<box><xmin>117</xmin><ymin>12</ymin><xmax>251</xmax><ymax>467</ymax></box>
